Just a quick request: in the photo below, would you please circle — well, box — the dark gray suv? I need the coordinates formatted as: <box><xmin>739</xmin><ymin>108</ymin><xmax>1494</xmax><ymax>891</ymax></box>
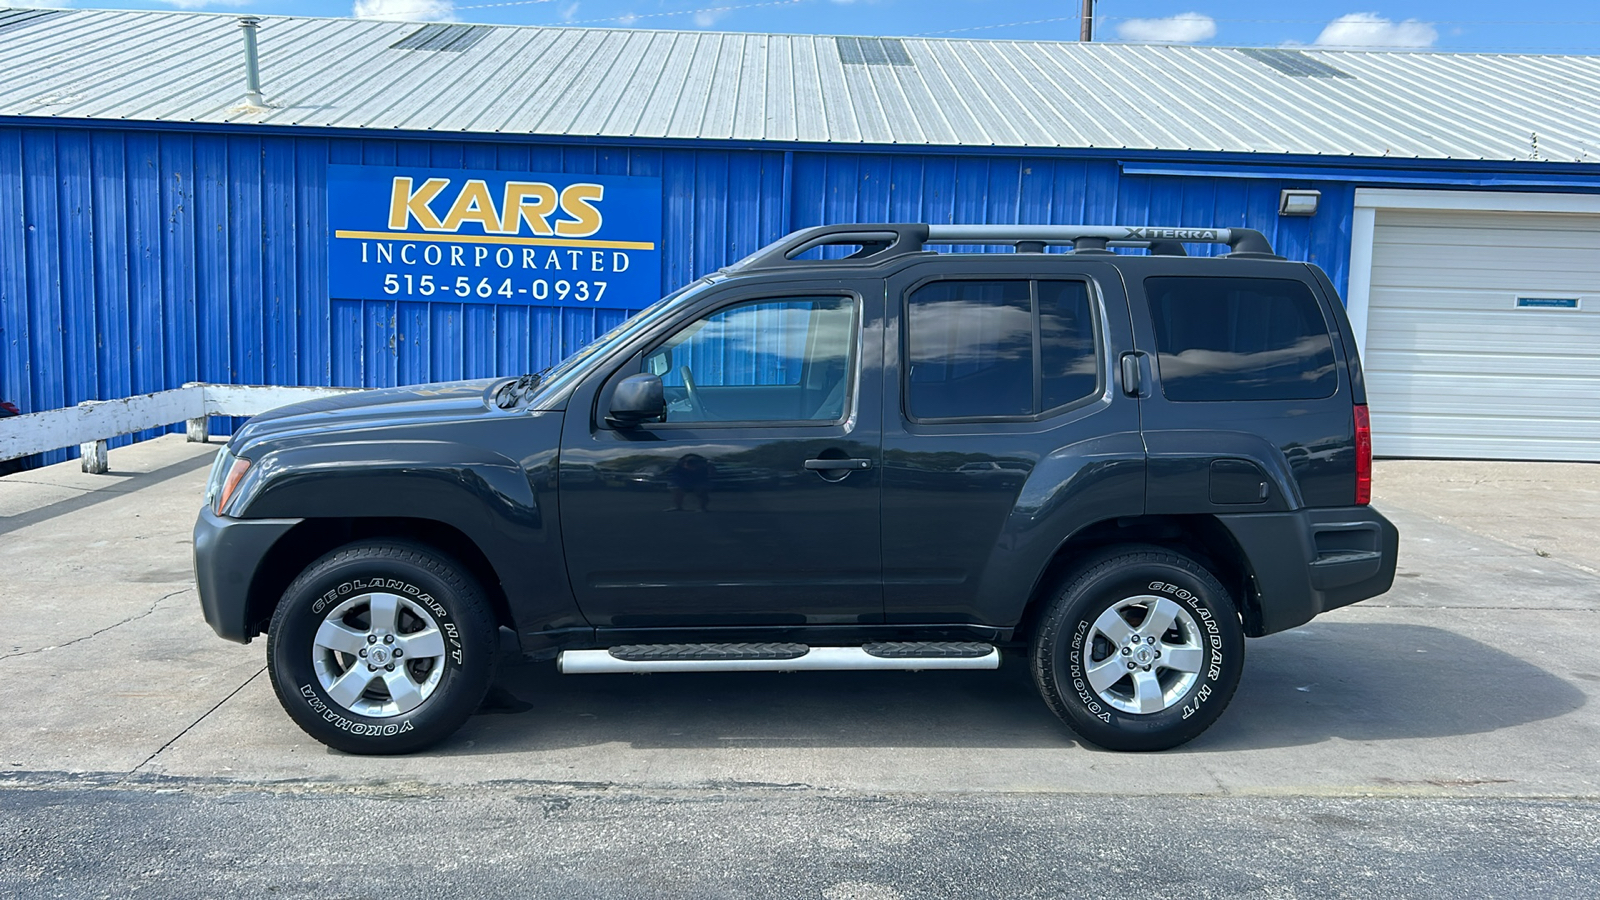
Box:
<box><xmin>194</xmin><ymin>223</ymin><xmax>1398</xmax><ymax>755</ymax></box>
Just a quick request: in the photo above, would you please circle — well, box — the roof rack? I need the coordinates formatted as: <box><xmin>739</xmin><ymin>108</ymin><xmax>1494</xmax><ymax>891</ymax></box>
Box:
<box><xmin>728</xmin><ymin>223</ymin><xmax>1281</xmax><ymax>271</ymax></box>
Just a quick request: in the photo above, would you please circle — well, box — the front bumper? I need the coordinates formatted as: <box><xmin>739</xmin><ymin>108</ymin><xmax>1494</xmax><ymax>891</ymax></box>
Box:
<box><xmin>193</xmin><ymin>506</ymin><xmax>303</xmax><ymax>644</ymax></box>
<box><xmin>1218</xmin><ymin>505</ymin><xmax>1399</xmax><ymax>636</ymax></box>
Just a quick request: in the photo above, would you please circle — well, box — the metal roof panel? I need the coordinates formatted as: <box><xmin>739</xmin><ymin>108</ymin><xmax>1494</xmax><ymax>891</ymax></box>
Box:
<box><xmin>1</xmin><ymin>7</ymin><xmax>1597</xmax><ymax>164</ymax></box>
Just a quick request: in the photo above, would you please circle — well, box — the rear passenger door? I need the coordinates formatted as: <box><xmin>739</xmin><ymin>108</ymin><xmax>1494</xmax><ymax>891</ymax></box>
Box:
<box><xmin>1126</xmin><ymin>260</ymin><xmax>1361</xmax><ymax>511</ymax></box>
<box><xmin>880</xmin><ymin>258</ymin><xmax>1146</xmax><ymax>627</ymax></box>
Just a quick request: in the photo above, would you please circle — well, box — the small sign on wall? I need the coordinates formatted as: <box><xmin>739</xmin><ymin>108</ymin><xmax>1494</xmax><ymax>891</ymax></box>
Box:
<box><xmin>1516</xmin><ymin>297</ymin><xmax>1581</xmax><ymax>310</ymax></box>
<box><xmin>328</xmin><ymin>165</ymin><xmax>661</xmax><ymax>309</ymax></box>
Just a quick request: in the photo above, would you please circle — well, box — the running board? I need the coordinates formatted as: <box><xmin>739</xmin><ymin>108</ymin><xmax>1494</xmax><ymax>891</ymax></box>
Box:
<box><xmin>558</xmin><ymin>642</ymin><xmax>1000</xmax><ymax>674</ymax></box>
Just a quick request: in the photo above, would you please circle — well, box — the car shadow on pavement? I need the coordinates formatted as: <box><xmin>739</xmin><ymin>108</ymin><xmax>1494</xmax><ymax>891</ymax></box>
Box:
<box><xmin>461</xmin><ymin>655</ymin><xmax>1077</xmax><ymax>752</ymax></box>
<box><xmin>1188</xmin><ymin>621</ymin><xmax>1587</xmax><ymax>752</ymax></box>
<box><xmin>443</xmin><ymin>622</ymin><xmax>1585</xmax><ymax>755</ymax></box>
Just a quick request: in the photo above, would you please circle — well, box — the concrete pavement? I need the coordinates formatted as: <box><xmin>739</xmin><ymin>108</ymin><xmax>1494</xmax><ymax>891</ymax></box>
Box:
<box><xmin>1</xmin><ymin>438</ymin><xmax>1597</xmax><ymax>895</ymax></box>
<box><xmin>2</xmin><ymin>439</ymin><xmax>1596</xmax><ymax>796</ymax></box>
<box><xmin>1374</xmin><ymin>458</ymin><xmax>1600</xmax><ymax>573</ymax></box>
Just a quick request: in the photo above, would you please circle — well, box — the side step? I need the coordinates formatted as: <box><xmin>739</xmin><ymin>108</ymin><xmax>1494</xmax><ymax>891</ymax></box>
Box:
<box><xmin>558</xmin><ymin>642</ymin><xmax>1000</xmax><ymax>674</ymax></box>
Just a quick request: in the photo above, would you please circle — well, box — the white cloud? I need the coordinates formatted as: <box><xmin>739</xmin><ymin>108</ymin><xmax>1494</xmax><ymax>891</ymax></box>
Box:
<box><xmin>352</xmin><ymin>0</ymin><xmax>457</xmax><ymax>22</ymax></box>
<box><xmin>1117</xmin><ymin>12</ymin><xmax>1217</xmax><ymax>44</ymax></box>
<box><xmin>558</xmin><ymin>3</ymin><xmax>579</xmax><ymax>23</ymax></box>
<box><xmin>693</xmin><ymin>9</ymin><xmax>724</xmax><ymax>27</ymax></box>
<box><xmin>1314</xmin><ymin>12</ymin><xmax>1437</xmax><ymax>49</ymax></box>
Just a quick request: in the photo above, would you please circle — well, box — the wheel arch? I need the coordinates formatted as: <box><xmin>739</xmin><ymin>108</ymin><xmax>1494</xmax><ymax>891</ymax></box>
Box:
<box><xmin>1013</xmin><ymin>514</ymin><xmax>1263</xmax><ymax>645</ymax></box>
<box><xmin>245</xmin><ymin>517</ymin><xmax>515</xmax><ymax>640</ymax></box>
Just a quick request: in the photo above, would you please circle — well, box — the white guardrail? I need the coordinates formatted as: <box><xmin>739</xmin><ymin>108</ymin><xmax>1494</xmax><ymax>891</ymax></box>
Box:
<box><xmin>0</xmin><ymin>383</ymin><xmax>360</xmax><ymax>474</ymax></box>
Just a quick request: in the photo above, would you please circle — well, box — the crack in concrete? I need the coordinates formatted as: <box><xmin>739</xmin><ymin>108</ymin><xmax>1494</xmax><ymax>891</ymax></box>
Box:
<box><xmin>126</xmin><ymin>666</ymin><xmax>267</xmax><ymax>780</ymax></box>
<box><xmin>4</xmin><ymin>769</ymin><xmax>1593</xmax><ymax>802</ymax></box>
<box><xmin>0</xmin><ymin>587</ymin><xmax>193</xmax><ymax>660</ymax></box>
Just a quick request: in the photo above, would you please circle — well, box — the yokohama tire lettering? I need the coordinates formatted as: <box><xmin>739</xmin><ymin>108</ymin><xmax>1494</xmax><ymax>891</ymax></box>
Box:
<box><xmin>300</xmin><ymin>684</ymin><xmax>415</xmax><ymax>737</ymax></box>
<box><xmin>1068</xmin><ymin>619</ymin><xmax>1109</xmax><ymax>720</ymax></box>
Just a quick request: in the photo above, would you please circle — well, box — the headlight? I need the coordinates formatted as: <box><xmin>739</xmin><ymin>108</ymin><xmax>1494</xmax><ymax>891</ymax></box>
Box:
<box><xmin>204</xmin><ymin>449</ymin><xmax>230</xmax><ymax>508</ymax></box>
<box><xmin>205</xmin><ymin>448</ymin><xmax>252</xmax><ymax>515</ymax></box>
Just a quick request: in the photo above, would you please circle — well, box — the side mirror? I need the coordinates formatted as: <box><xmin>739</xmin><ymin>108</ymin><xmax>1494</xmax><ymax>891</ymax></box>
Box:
<box><xmin>607</xmin><ymin>373</ymin><xmax>666</xmax><ymax>428</ymax></box>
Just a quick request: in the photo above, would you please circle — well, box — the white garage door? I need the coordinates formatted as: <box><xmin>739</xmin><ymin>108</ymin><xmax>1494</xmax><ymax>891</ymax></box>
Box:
<box><xmin>1364</xmin><ymin>207</ymin><xmax>1600</xmax><ymax>461</ymax></box>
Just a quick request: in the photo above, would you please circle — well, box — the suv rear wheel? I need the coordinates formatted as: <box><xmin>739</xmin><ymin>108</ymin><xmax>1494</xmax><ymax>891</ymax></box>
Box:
<box><xmin>1031</xmin><ymin>547</ymin><xmax>1244</xmax><ymax>751</ymax></box>
<box><xmin>266</xmin><ymin>540</ymin><xmax>496</xmax><ymax>754</ymax></box>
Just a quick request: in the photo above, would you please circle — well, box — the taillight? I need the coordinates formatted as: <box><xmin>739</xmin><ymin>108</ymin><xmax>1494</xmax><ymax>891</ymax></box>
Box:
<box><xmin>216</xmin><ymin>457</ymin><xmax>252</xmax><ymax>515</ymax></box>
<box><xmin>1353</xmin><ymin>404</ymin><xmax>1372</xmax><ymax>505</ymax></box>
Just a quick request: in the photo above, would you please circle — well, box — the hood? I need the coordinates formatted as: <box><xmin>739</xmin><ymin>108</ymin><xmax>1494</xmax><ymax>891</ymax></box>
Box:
<box><xmin>231</xmin><ymin>379</ymin><xmax>505</xmax><ymax>449</ymax></box>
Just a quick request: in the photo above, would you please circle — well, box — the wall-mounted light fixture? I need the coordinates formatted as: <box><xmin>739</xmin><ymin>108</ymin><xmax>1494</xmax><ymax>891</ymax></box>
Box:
<box><xmin>1279</xmin><ymin>189</ymin><xmax>1321</xmax><ymax>216</ymax></box>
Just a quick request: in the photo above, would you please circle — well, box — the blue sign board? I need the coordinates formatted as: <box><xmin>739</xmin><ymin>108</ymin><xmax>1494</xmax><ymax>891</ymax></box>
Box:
<box><xmin>1516</xmin><ymin>297</ymin><xmax>1580</xmax><ymax>309</ymax></box>
<box><xmin>328</xmin><ymin>165</ymin><xmax>661</xmax><ymax>309</ymax></box>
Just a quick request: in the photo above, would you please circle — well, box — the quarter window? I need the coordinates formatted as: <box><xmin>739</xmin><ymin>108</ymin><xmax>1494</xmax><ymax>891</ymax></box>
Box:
<box><xmin>1145</xmin><ymin>276</ymin><xmax>1337</xmax><ymax>402</ymax></box>
<box><xmin>1040</xmin><ymin>281</ymin><xmax>1100</xmax><ymax>410</ymax></box>
<box><xmin>906</xmin><ymin>280</ymin><xmax>1099</xmax><ymax>420</ymax></box>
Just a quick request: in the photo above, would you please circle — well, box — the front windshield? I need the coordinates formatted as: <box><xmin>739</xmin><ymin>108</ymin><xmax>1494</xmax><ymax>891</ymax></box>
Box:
<box><xmin>526</xmin><ymin>279</ymin><xmax>719</xmax><ymax>406</ymax></box>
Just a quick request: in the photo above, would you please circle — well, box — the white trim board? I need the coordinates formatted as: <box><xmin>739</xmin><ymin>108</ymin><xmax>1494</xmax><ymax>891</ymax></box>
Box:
<box><xmin>1346</xmin><ymin>189</ymin><xmax>1600</xmax><ymax>356</ymax></box>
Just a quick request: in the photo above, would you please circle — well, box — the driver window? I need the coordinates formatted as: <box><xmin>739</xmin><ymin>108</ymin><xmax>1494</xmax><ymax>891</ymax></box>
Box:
<box><xmin>644</xmin><ymin>296</ymin><xmax>856</xmax><ymax>424</ymax></box>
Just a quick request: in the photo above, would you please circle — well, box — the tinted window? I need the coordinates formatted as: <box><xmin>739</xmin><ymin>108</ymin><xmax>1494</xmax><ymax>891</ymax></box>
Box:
<box><xmin>644</xmin><ymin>296</ymin><xmax>855</xmax><ymax>423</ymax></box>
<box><xmin>1039</xmin><ymin>281</ymin><xmax>1098</xmax><ymax>410</ymax></box>
<box><xmin>907</xmin><ymin>281</ymin><xmax>1033</xmax><ymax>419</ymax></box>
<box><xmin>1145</xmin><ymin>276</ymin><xmax>1337</xmax><ymax>402</ymax></box>
<box><xmin>906</xmin><ymin>280</ymin><xmax>1099</xmax><ymax>420</ymax></box>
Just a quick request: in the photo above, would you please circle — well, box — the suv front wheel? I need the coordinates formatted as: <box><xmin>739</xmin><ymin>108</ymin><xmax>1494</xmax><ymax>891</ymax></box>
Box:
<box><xmin>266</xmin><ymin>540</ymin><xmax>497</xmax><ymax>754</ymax></box>
<box><xmin>1031</xmin><ymin>547</ymin><xmax>1244</xmax><ymax>751</ymax></box>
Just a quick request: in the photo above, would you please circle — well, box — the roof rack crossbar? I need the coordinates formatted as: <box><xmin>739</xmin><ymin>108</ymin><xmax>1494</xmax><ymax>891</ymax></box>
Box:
<box><xmin>926</xmin><ymin>225</ymin><xmax>1277</xmax><ymax>258</ymax></box>
<box><xmin>726</xmin><ymin>223</ymin><xmax>1277</xmax><ymax>271</ymax></box>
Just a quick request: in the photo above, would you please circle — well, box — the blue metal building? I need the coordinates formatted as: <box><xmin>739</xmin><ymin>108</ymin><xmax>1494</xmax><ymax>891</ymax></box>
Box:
<box><xmin>3</xmin><ymin>7</ymin><xmax>1599</xmax><ymax>461</ymax></box>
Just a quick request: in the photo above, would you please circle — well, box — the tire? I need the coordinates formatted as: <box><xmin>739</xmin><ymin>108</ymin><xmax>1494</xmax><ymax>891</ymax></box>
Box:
<box><xmin>266</xmin><ymin>540</ymin><xmax>497</xmax><ymax>755</ymax></box>
<box><xmin>1031</xmin><ymin>547</ymin><xmax>1244</xmax><ymax>752</ymax></box>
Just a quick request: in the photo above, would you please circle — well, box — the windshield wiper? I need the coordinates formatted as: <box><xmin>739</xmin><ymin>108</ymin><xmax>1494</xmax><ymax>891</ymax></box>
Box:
<box><xmin>494</xmin><ymin>371</ymin><xmax>545</xmax><ymax>409</ymax></box>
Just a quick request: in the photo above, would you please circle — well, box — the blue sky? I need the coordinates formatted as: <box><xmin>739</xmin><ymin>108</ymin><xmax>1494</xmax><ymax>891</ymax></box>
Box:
<box><xmin>28</xmin><ymin>1</ymin><xmax>1600</xmax><ymax>54</ymax></box>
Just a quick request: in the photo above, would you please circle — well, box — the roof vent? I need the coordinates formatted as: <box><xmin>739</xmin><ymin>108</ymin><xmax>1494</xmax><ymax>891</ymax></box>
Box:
<box><xmin>837</xmin><ymin>37</ymin><xmax>913</xmax><ymax>67</ymax></box>
<box><xmin>1238</xmin><ymin>48</ymin><xmax>1352</xmax><ymax>79</ymax></box>
<box><xmin>238</xmin><ymin>17</ymin><xmax>266</xmax><ymax>109</ymax></box>
<box><xmin>390</xmin><ymin>23</ymin><xmax>492</xmax><ymax>52</ymax></box>
<box><xmin>0</xmin><ymin>8</ymin><xmax>68</xmax><ymax>34</ymax></box>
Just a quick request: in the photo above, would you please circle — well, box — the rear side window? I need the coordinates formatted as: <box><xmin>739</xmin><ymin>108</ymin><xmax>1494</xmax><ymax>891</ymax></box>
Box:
<box><xmin>1145</xmin><ymin>276</ymin><xmax>1337</xmax><ymax>402</ymax></box>
<box><xmin>906</xmin><ymin>279</ymin><xmax>1099</xmax><ymax>420</ymax></box>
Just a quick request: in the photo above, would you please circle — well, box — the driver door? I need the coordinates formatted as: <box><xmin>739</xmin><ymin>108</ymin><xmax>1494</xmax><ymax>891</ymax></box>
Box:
<box><xmin>558</xmin><ymin>285</ymin><xmax>884</xmax><ymax>629</ymax></box>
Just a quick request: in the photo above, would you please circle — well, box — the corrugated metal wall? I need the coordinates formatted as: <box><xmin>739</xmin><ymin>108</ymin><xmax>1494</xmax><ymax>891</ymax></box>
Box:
<box><xmin>0</xmin><ymin>123</ymin><xmax>1359</xmax><ymax>461</ymax></box>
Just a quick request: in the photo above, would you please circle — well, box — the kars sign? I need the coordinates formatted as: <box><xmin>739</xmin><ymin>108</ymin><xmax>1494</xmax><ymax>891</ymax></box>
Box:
<box><xmin>328</xmin><ymin>165</ymin><xmax>661</xmax><ymax>309</ymax></box>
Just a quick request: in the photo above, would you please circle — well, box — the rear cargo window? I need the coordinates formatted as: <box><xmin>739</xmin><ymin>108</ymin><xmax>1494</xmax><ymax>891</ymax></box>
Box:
<box><xmin>1144</xmin><ymin>276</ymin><xmax>1336</xmax><ymax>402</ymax></box>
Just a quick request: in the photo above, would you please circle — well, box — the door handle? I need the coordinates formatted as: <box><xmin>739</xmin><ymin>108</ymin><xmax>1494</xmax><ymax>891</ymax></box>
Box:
<box><xmin>1120</xmin><ymin>352</ymin><xmax>1142</xmax><ymax>397</ymax></box>
<box><xmin>804</xmin><ymin>458</ymin><xmax>873</xmax><ymax>471</ymax></box>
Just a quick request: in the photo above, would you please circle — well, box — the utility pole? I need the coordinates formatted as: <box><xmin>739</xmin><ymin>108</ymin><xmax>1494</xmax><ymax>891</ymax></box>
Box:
<box><xmin>1080</xmin><ymin>0</ymin><xmax>1094</xmax><ymax>42</ymax></box>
